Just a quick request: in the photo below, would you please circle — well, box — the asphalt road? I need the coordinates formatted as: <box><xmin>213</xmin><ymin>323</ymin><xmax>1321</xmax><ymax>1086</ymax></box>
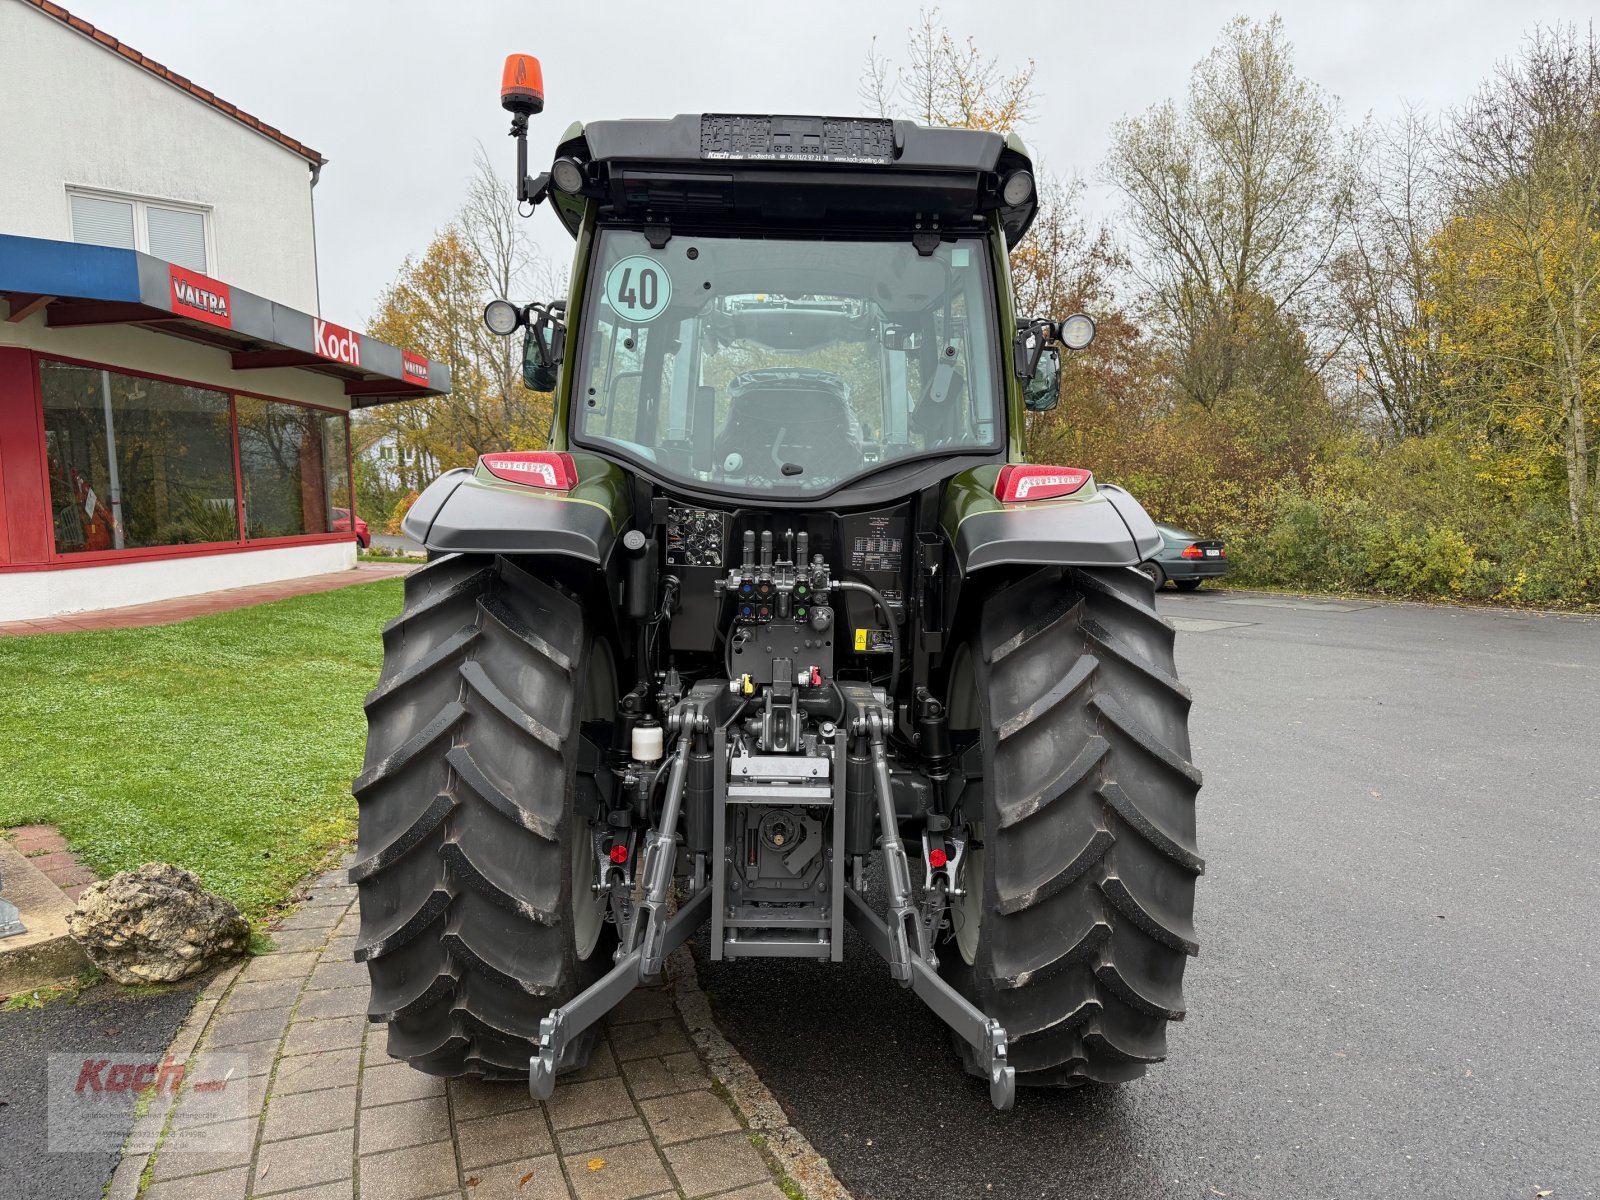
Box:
<box><xmin>0</xmin><ymin>978</ymin><xmax>200</xmax><ymax>1200</ymax></box>
<box><xmin>696</xmin><ymin>588</ymin><xmax>1600</xmax><ymax>1200</ymax></box>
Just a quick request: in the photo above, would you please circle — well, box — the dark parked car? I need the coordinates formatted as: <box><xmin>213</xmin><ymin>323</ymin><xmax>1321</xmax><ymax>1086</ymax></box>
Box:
<box><xmin>1138</xmin><ymin>523</ymin><xmax>1227</xmax><ymax>591</ymax></box>
<box><xmin>331</xmin><ymin>507</ymin><xmax>370</xmax><ymax>550</ymax></box>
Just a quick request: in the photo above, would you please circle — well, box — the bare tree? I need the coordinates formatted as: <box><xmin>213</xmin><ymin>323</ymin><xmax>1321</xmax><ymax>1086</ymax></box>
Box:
<box><xmin>859</xmin><ymin>36</ymin><xmax>896</xmax><ymax>119</ymax></box>
<box><xmin>1105</xmin><ymin>16</ymin><xmax>1360</xmax><ymax>408</ymax></box>
<box><xmin>860</xmin><ymin>7</ymin><xmax>1035</xmax><ymax>132</ymax></box>
<box><xmin>1444</xmin><ymin>23</ymin><xmax>1600</xmax><ymax>537</ymax></box>
<box><xmin>1010</xmin><ymin>175</ymin><xmax>1117</xmax><ymax>319</ymax></box>
<box><xmin>360</xmin><ymin>155</ymin><xmax>566</xmax><ymax>498</ymax></box>
<box><xmin>461</xmin><ymin>147</ymin><xmax>558</xmax><ymax>443</ymax></box>
<box><xmin>1331</xmin><ymin>109</ymin><xmax>1447</xmax><ymax>438</ymax></box>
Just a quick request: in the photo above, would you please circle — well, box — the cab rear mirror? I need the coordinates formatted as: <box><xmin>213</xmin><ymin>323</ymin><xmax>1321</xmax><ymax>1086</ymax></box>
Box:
<box><xmin>521</xmin><ymin>301</ymin><xmax>566</xmax><ymax>392</ymax></box>
<box><xmin>1023</xmin><ymin>347</ymin><xmax>1061</xmax><ymax>412</ymax></box>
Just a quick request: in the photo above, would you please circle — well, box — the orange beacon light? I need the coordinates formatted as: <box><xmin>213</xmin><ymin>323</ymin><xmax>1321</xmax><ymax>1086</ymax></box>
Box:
<box><xmin>501</xmin><ymin>54</ymin><xmax>544</xmax><ymax>116</ymax></box>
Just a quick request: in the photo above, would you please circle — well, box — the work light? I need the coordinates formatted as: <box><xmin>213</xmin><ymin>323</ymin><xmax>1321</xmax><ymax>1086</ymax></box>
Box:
<box><xmin>1001</xmin><ymin>170</ymin><xmax>1035</xmax><ymax>206</ymax></box>
<box><xmin>483</xmin><ymin>299</ymin><xmax>522</xmax><ymax>336</ymax></box>
<box><xmin>1060</xmin><ymin>312</ymin><xmax>1096</xmax><ymax>350</ymax></box>
<box><xmin>551</xmin><ymin>158</ymin><xmax>586</xmax><ymax>194</ymax></box>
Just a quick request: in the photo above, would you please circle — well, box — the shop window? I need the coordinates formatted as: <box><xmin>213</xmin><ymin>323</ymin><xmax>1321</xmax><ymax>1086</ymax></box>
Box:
<box><xmin>237</xmin><ymin>398</ymin><xmax>348</xmax><ymax>540</ymax></box>
<box><xmin>322</xmin><ymin>412</ymin><xmax>353</xmax><ymax>538</ymax></box>
<box><xmin>68</xmin><ymin>189</ymin><xmax>210</xmax><ymax>273</ymax></box>
<box><xmin>41</xmin><ymin>363</ymin><xmax>238</xmax><ymax>554</ymax></box>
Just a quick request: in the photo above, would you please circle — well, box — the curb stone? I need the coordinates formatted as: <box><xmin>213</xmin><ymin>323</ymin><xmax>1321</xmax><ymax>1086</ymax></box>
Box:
<box><xmin>667</xmin><ymin>946</ymin><xmax>852</xmax><ymax>1200</ymax></box>
<box><xmin>106</xmin><ymin>961</ymin><xmax>245</xmax><ymax>1200</ymax></box>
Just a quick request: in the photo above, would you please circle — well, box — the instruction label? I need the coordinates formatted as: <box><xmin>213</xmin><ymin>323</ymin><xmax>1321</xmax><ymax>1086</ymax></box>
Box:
<box><xmin>854</xmin><ymin>628</ymin><xmax>895</xmax><ymax>654</ymax></box>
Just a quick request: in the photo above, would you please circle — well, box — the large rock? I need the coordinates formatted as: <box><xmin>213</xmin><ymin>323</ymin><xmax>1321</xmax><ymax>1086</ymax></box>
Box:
<box><xmin>68</xmin><ymin>863</ymin><xmax>249</xmax><ymax>984</ymax></box>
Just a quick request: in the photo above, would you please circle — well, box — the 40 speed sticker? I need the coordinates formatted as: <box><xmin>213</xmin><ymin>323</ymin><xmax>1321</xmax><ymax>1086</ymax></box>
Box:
<box><xmin>603</xmin><ymin>256</ymin><xmax>671</xmax><ymax>322</ymax></box>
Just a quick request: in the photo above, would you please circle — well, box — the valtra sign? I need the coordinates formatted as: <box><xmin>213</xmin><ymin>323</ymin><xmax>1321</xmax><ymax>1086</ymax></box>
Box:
<box><xmin>402</xmin><ymin>351</ymin><xmax>430</xmax><ymax>386</ymax></box>
<box><xmin>168</xmin><ymin>264</ymin><xmax>231</xmax><ymax>329</ymax></box>
<box><xmin>313</xmin><ymin>318</ymin><xmax>361</xmax><ymax>367</ymax></box>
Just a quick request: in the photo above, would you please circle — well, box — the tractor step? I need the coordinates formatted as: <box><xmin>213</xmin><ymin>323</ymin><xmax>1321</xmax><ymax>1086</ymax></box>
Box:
<box><xmin>709</xmin><ymin>721</ymin><xmax>847</xmax><ymax>963</ymax></box>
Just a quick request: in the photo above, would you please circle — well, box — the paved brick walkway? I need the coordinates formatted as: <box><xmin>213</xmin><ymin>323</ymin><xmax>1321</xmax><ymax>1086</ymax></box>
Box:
<box><xmin>0</xmin><ymin>563</ymin><xmax>413</xmax><ymax>637</ymax></box>
<box><xmin>109</xmin><ymin>865</ymin><xmax>796</xmax><ymax>1200</ymax></box>
<box><xmin>3</xmin><ymin>823</ymin><xmax>98</xmax><ymax>901</ymax></box>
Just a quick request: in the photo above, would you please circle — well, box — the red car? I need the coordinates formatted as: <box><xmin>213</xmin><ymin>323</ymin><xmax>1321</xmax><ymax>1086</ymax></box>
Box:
<box><xmin>331</xmin><ymin>507</ymin><xmax>370</xmax><ymax>549</ymax></box>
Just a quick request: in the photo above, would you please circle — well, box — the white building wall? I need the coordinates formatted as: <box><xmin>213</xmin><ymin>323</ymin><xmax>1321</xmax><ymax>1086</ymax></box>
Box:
<box><xmin>0</xmin><ymin>541</ymin><xmax>358</xmax><ymax>622</ymax></box>
<box><xmin>0</xmin><ymin>0</ymin><xmax>321</xmax><ymax>313</ymax></box>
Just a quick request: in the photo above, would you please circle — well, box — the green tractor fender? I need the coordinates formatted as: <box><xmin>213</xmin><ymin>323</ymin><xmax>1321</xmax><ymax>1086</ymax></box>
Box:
<box><xmin>941</xmin><ymin>466</ymin><xmax>1163</xmax><ymax>575</ymax></box>
<box><xmin>401</xmin><ymin>453</ymin><xmax>632</xmax><ymax>568</ymax></box>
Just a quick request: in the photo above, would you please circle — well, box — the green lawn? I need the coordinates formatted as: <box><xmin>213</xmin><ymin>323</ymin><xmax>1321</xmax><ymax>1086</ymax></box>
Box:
<box><xmin>0</xmin><ymin>579</ymin><xmax>403</xmax><ymax>921</ymax></box>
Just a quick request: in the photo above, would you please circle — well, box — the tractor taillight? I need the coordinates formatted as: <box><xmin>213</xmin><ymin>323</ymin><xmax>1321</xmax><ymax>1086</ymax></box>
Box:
<box><xmin>1181</xmin><ymin>545</ymin><xmax>1204</xmax><ymax>559</ymax></box>
<box><xmin>994</xmin><ymin>464</ymin><xmax>1093</xmax><ymax>504</ymax></box>
<box><xmin>480</xmin><ymin>451</ymin><xmax>577</xmax><ymax>491</ymax></box>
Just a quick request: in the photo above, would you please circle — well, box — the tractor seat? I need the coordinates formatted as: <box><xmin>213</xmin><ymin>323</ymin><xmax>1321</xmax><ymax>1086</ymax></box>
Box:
<box><xmin>714</xmin><ymin>372</ymin><xmax>862</xmax><ymax>480</ymax></box>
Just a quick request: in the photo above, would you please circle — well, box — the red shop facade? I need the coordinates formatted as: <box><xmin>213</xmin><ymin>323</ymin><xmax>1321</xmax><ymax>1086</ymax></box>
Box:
<box><xmin>0</xmin><ymin>235</ymin><xmax>450</xmax><ymax>621</ymax></box>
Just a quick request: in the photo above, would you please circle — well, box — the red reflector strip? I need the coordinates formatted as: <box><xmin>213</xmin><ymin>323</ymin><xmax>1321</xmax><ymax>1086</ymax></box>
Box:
<box><xmin>994</xmin><ymin>464</ymin><xmax>1093</xmax><ymax>504</ymax></box>
<box><xmin>609</xmin><ymin>844</ymin><xmax>628</xmax><ymax>865</ymax></box>
<box><xmin>480</xmin><ymin>451</ymin><xmax>577</xmax><ymax>491</ymax></box>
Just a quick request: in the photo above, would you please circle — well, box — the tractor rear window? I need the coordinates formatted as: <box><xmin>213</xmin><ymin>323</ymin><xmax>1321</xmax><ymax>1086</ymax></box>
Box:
<box><xmin>571</xmin><ymin>231</ymin><xmax>1001</xmax><ymax>496</ymax></box>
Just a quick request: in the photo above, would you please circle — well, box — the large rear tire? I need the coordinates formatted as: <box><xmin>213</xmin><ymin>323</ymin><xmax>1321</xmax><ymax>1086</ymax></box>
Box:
<box><xmin>943</xmin><ymin>566</ymin><xmax>1202</xmax><ymax>1087</ymax></box>
<box><xmin>352</xmin><ymin>553</ymin><xmax>614</xmax><ymax>1079</ymax></box>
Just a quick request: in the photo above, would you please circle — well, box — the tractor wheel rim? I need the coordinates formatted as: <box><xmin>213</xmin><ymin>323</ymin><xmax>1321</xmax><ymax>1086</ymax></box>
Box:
<box><xmin>954</xmin><ymin>839</ymin><xmax>984</xmax><ymax>966</ymax></box>
<box><xmin>572</xmin><ymin>824</ymin><xmax>604</xmax><ymax>961</ymax></box>
<box><xmin>572</xmin><ymin>640</ymin><xmax>615</xmax><ymax>963</ymax></box>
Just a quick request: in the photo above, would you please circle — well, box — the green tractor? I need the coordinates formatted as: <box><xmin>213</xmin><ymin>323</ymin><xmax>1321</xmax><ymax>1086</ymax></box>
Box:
<box><xmin>353</xmin><ymin>55</ymin><xmax>1201</xmax><ymax>1110</ymax></box>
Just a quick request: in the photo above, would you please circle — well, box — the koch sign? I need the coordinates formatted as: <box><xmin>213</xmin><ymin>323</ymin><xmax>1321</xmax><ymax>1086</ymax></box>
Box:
<box><xmin>49</xmin><ymin>1050</ymin><xmax>247</xmax><ymax>1153</ymax></box>
<box><xmin>168</xmin><ymin>264</ymin><xmax>232</xmax><ymax>329</ymax></box>
<box><xmin>314</xmin><ymin>318</ymin><xmax>361</xmax><ymax>367</ymax></box>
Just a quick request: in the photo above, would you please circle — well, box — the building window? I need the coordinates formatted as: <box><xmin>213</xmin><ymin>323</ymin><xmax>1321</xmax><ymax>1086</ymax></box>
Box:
<box><xmin>237</xmin><ymin>398</ymin><xmax>349</xmax><ymax>541</ymax></box>
<box><xmin>68</xmin><ymin>189</ymin><xmax>211</xmax><ymax>274</ymax></box>
<box><xmin>38</xmin><ymin>359</ymin><xmax>351</xmax><ymax>557</ymax></box>
<box><xmin>322</xmin><ymin>413</ymin><xmax>353</xmax><ymax>539</ymax></box>
<box><xmin>42</xmin><ymin>363</ymin><xmax>238</xmax><ymax>553</ymax></box>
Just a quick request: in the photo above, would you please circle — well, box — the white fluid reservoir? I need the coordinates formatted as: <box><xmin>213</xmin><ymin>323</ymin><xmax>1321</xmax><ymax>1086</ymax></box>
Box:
<box><xmin>632</xmin><ymin>722</ymin><xmax>664</xmax><ymax>762</ymax></box>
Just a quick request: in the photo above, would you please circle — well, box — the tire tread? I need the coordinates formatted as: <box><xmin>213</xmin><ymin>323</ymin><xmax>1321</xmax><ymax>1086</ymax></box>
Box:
<box><xmin>947</xmin><ymin>565</ymin><xmax>1202</xmax><ymax>1088</ymax></box>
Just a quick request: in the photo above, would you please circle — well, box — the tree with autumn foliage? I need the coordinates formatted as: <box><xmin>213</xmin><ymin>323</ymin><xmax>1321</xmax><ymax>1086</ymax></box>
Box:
<box><xmin>1437</xmin><ymin>25</ymin><xmax>1600</xmax><ymax>542</ymax></box>
<box><xmin>1106</xmin><ymin>15</ymin><xmax>1360</xmax><ymax>414</ymax></box>
<box><xmin>860</xmin><ymin>9</ymin><xmax>1156</xmax><ymax>480</ymax></box>
<box><xmin>356</xmin><ymin>151</ymin><xmax>562</xmax><ymax>527</ymax></box>
<box><xmin>356</xmin><ymin>11</ymin><xmax>1600</xmax><ymax>604</ymax></box>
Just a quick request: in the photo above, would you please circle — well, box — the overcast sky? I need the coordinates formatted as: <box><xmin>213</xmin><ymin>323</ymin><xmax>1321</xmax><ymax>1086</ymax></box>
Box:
<box><xmin>57</xmin><ymin>0</ymin><xmax>1589</xmax><ymax>325</ymax></box>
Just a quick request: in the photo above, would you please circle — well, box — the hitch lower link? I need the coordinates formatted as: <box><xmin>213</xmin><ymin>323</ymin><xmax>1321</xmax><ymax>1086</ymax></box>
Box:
<box><xmin>530</xmin><ymin>700</ymin><xmax>1016</xmax><ymax>1111</ymax></box>
<box><xmin>842</xmin><ymin>706</ymin><xmax>1016</xmax><ymax>1111</ymax></box>
<box><xmin>528</xmin><ymin>704</ymin><xmax>709</xmax><ymax>1101</ymax></box>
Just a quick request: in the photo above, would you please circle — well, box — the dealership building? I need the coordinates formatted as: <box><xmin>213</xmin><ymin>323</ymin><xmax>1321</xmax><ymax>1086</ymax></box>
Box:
<box><xmin>0</xmin><ymin>0</ymin><xmax>448</xmax><ymax>621</ymax></box>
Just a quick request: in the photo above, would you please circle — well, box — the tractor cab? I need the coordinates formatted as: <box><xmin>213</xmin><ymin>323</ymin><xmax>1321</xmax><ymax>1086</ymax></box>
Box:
<box><xmin>488</xmin><ymin>85</ymin><xmax>1088</xmax><ymax>506</ymax></box>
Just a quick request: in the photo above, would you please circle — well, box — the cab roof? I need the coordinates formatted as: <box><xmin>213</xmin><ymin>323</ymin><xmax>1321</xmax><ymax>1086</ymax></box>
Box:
<box><xmin>547</xmin><ymin>114</ymin><xmax>1039</xmax><ymax>248</ymax></box>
